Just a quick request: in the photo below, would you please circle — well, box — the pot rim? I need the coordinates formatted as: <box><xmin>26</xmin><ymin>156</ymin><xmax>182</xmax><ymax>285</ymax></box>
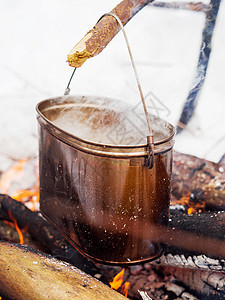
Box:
<box><xmin>36</xmin><ymin>95</ymin><xmax>175</xmax><ymax>155</ymax></box>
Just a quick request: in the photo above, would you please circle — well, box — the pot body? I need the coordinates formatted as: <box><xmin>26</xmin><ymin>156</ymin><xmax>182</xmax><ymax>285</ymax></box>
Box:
<box><xmin>37</xmin><ymin>95</ymin><xmax>175</xmax><ymax>265</ymax></box>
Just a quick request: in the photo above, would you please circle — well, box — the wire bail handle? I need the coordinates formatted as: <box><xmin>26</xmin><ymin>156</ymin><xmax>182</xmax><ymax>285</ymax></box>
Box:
<box><xmin>65</xmin><ymin>12</ymin><xmax>154</xmax><ymax>169</ymax></box>
<box><xmin>101</xmin><ymin>12</ymin><xmax>154</xmax><ymax>169</ymax></box>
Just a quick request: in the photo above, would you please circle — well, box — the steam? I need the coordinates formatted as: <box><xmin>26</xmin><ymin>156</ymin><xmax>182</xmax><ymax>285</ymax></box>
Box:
<box><xmin>48</xmin><ymin>96</ymin><xmax>173</xmax><ymax>146</ymax></box>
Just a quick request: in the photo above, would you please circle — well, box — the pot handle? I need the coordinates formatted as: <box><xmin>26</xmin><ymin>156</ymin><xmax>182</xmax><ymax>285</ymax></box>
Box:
<box><xmin>64</xmin><ymin>12</ymin><xmax>155</xmax><ymax>169</ymax></box>
<box><xmin>98</xmin><ymin>12</ymin><xmax>154</xmax><ymax>169</ymax></box>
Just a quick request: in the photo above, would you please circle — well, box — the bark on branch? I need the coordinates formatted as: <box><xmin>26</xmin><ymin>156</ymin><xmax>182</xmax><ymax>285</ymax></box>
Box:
<box><xmin>67</xmin><ymin>0</ymin><xmax>154</xmax><ymax>67</ymax></box>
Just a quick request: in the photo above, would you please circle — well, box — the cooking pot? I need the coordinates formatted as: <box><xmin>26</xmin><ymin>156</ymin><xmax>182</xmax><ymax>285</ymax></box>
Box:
<box><xmin>37</xmin><ymin>95</ymin><xmax>175</xmax><ymax>265</ymax></box>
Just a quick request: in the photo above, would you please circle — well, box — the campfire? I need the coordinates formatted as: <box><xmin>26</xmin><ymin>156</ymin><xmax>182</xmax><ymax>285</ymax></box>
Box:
<box><xmin>0</xmin><ymin>151</ymin><xmax>225</xmax><ymax>299</ymax></box>
<box><xmin>1</xmin><ymin>0</ymin><xmax>224</xmax><ymax>299</ymax></box>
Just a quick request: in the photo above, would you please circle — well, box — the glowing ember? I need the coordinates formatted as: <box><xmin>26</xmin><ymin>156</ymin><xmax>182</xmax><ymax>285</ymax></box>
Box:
<box><xmin>109</xmin><ymin>268</ymin><xmax>130</xmax><ymax>297</ymax></box>
<box><xmin>8</xmin><ymin>210</ymin><xmax>24</xmax><ymax>245</ymax></box>
<box><xmin>187</xmin><ymin>207</ymin><xmax>194</xmax><ymax>215</ymax></box>
<box><xmin>171</xmin><ymin>192</ymin><xmax>205</xmax><ymax>214</ymax></box>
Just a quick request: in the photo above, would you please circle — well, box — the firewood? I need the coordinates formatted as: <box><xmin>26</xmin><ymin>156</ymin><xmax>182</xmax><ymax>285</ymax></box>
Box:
<box><xmin>97</xmin><ymin>263</ymin><xmax>199</xmax><ymax>299</ymax></box>
<box><xmin>0</xmin><ymin>220</ymin><xmax>45</xmax><ymax>252</ymax></box>
<box><xmin>132</xmin><ymin>263</ymin><xmax>225</xmax><ymax>299</ymax></box>
<box><xmin>0</xmin><ymin>241</ymin><xmax>126</xmax><ymax>300</ymax></box>
<box><xmin>67</xmin><ymin>0</ymin><xmax>154</xmax><ymax>67</ymax></box>
<box><xmin>204</xmin><ymin>175</ymin><xmax>225</xmax><ymax>210</ymax></box>
<box><xmin>0</xmin><ymin>220</ymin><xmax>20</xmax><ymax>243</ymax></box>
<box><xmin>157</xmin><ymin>253</ymin><xmax>225</xmax><ymax>273</ymax></box>
<box><xmin>0</xmin><ymin>194</ymin><xmax>98</xmax><ymax>277</ymax></box>
<box><xmin>1</xmin><ymin>193</ymin><xmax>225</xmax><ymax>274</ymax></box>
<box><xmin>172</xmin><ymin>152</ymin><xmax>225</xmax><ymax>210</ymax></box>
<box><xmin>164</xmin><ymin>266</ymin><xmax>225</xmax><ymax>299</ymax></box>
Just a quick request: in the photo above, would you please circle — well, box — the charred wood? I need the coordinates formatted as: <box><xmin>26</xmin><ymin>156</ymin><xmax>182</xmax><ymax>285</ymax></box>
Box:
<box><xmin>1</xmin><ymin>194</ymin><xmax>225</xmax><ymax>271</ymax></box>
<box><xmin>157</xmin><ymin>253</ymin><xmax>225</xmax><ymax>273</ymax></box>
<box><xmin>172</xmin><ymin>152</ymin><xmax>225</xmax><ymax>210</ymax></box>
<box><xmin>98</xmin><ymin>263</ymin><xmax>199</xmax><ymax>299</ymax></box>
<box><xmin>164</xmin><ymin>266</ymin><xmax>225</xmax><ymax>299</ymax></box>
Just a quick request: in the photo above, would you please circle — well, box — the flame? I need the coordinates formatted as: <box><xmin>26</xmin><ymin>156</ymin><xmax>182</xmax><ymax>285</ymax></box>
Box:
<box><xmin>121</xmin><ymin>281</ymin><xmax>130</xmax><ymax>298</ymax></box>
<box><xmin>171</xmin><ymin>192</ymin><xmax>205</xmax><ymax>214</ymax></box>
<box><xmin>0</xmin><ymin>158</ymin><xmax>39</xmax><ymax>211</ymax></box>
<box><xmin>110</xmin><ymin>268</ymin><xmax>124</xmax><ymax>290</ymax></box>
<box><xmin>109</xmin><ymin>268</ymin><xmax>130</xmax><ymax>297</ymax></box>
<box><xmin>8</xmin><ymin>210</ymin><xmax>24</xmax><ymax>244</ymax></box>
<box><xmin>11</xmin><ymin>184</ymin><xmax>39</xmax><ymax>211</ymax></box>
<box><xmin>187</xmin><ymin>207</ymin><xmax>194</xmax><ymax>215</ymax></box>
<box><xmin>0</xmin><ymin>158</ymin><xmax>27</xmax><ymax>193</ymax></box>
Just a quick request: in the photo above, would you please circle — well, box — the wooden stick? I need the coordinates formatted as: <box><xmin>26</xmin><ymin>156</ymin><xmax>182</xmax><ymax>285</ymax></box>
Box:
<box><xmin>0</xmin><ymin>241</ymin><xmax>126</xmax><ymax>300</ymax></box>
<box><xmin>177</xmin><ymin>0</ymin><xmax>222</xmax><ymax>133</ymax></box>
<box><xmin>67</xmin><ymin>0</ymin><xmax>154</xmax><ymax>67</ymax></box>
<box><xmin>151</xmin><ymin>2</ymin><xmax>209</xmax><ymax>13</ymax></box>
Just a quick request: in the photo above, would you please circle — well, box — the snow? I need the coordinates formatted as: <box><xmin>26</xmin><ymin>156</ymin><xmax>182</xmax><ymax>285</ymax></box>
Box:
<box><xmin>0</xmin><ymin>0</ymin><xmax>225</xmax><ymax>172</ymax></box>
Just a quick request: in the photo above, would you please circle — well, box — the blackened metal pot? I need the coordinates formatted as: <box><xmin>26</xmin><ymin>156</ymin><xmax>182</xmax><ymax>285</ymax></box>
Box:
<box><xmin>37</xmin><ymin>95</ymin><xmax>175</xmax><ymax>265</ymax></box>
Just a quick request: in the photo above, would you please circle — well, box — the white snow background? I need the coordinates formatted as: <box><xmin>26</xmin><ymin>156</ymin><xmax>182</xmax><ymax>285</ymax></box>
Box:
<box><xmin>0</xmin><ymin>0</ymin><xmax>225</xmax><ymax>172</ymax></box>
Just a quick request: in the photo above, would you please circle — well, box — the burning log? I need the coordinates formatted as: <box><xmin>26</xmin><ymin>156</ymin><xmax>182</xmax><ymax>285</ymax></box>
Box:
<box><xmin>2</xmin><ymin>193</ymin><xmax>225</xmax><ymax>298</ymax></box>
<box><xmin>0</xmin><ymin>194</ymin><xmax>98</xmax><ymax>277</ymax></box>
<box><xmin>0</xmin><ymin>219</ymin><xmax>45</xmax><ymax>252</ymax></box>
<box><xmin>1</xmin><ymin>194</ymin><xmax>225</xmax><ymax>269</ymax></box>
<box><xmin>0</xmin><ymin>220</ymin><xmax>22</xmax><ymax>244</ymax></box>
<box><xmin>99</xmin><ymin>253</ymin><xmax>225</xmax><ymax>299</ymax></box>
<box><xmin>1</xmin><ymin>150</ymin><xmax>225</xmax><ymax>299</ymax></box>
<box><xmin>164</xmin><ymin>265</ymin><xmax>225</xmax><ymax>299</ymax></box>
<box><xmin>0</xmin><ymin>241</ymin><xmax>126</xmax><ymax>300</ymax></box>
<box><xmin>67</xmin><ymin>0</ymin><xmax>154</xmax><ymax>67</ymax></box>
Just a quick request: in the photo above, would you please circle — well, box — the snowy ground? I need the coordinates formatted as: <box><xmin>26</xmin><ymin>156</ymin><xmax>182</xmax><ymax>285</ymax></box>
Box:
<box><xmin>0</xmin><ymin>0</ymin><xmax>225</xmax><ymax>172</ymax></box>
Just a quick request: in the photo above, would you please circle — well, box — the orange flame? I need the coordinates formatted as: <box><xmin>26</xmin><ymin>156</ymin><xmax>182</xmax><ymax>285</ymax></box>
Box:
<box><xmin>11</xmin><ymin>184</ymin><xmax>39</xmax><ymax>211</ymax></box>
<box><xmin>187</xmin><ymin>207</ymin><xmax>194</xmax><ymax>215</ymax></box>
<box><xmin>8</xmin><ymin>210</ymin><xmax>24</xmax><ymax>245</ymax></box>
<box><xmin>109</xmin><ymin>268</ymin><xmax>130</xmax><ymax>297</ymax></box>
<box><xmin>110</xmin><ymin>268</ymin><xmax>125</xmax><ymax>290</ymax></box>
<box><xmin>121</xmin><ymin>281</ymin><xmax>130</xmax><ymax>298</ymax></box>
<box><xmin>0</xmin><ymin>158</ymin><xmax>27</xmax><ymax>193</ymax></box>
<box><xmin>0</xmin><ymin>158</ymin><xmax>39</xmax><ymax>211</ymax></box>
<box><xmin>171</xmin><ymin>192</ymin><xmax>205</xmax><ymax>214</ymax></box>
